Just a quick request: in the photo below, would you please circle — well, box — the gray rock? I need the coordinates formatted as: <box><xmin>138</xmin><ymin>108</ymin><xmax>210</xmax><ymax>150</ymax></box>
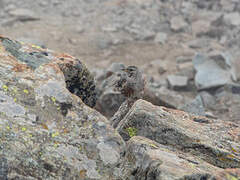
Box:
<box><xmin>16</xmin><ymin>37</ymin><xmax>46</xmax><ymax>49</ymax></box>
<box><xmin>96</xmin><ymin>36</ymin><xmax>112</xmax><ymax>49</ymax></box>
<box><xmin>167</xmin><ymin>75</ymin><xmax>189</xmax><ymax>89</ymax></box>
<box><xmin>39</xmin><ymin>1</ymin><xmax>48</xmax><ymax>7</ymax></box>
<box><xmin>0</xmin><ymin>36</ymin><xmax>125</xmax><ymax>179</ymax></box>
<box><xmin>220</xmin><ymin>0</ymin><xmax>235</xmax><ymax>11</ymax></box>
<box><xmin>176</xmin><ymin>56</ymin><xmax>192</xmax><ymax>64</ymax></box>
<box><xmin>192</xmin><ymin>20</ymin><xmax>211</xmax><ymax>36</ymax></box>
<box><xmin>3</xmin><ymin>3</ymin><xmax>16</xmax><ymax>12</ymax></box>
<box><xmin>102</xmin><ymin>25</ymin><xmax>118</xmax><ymax>32</ymax></box>
<box><xmin>121</xmin><ymin>136</ymin><xmax>219</xmax><ymax>180</ymax></box>
<box><xmin>199</xmin><ymin>91</ymin><xmax>216</xmax><ymax>109</ymax></box>
<box><xmin>209</xmin><ymin>51</ymin><xmax>240</xmax><ymax>82</ymax></box>
<box><xmin>224</xmin><ymin>12</ymin><xmax>240</xmax><ymax>26</ymax></box>
<box><xmin>227</xmin><ymin>50</ymin><xmax>240</xmax><ymax>82</ymax></box>
<box><xmin>213</xmin><ymin>85</ymin><xmax>240</xmax><ymax>123</ymax></box>
<box><xmin>180</xmin><ymin>95</ymin><xmax>206</xmax><ymax>116</ymax></box>
<box><xmin>188</xmin><ymin>39</ymin><xmax>209</xmax><ymax>49</ymax></box>
<box><xmin>177</xmin><ymin>62</ymin><xmax>195</xmax><ymax>80</ymax></box>
<box><xmin>193</xmin><ymin>53</ymin><xmax>232</xmax><ymax>90</ymax></box>
<box><xmin>142</xmin><ymin>59</ymin><xmax>168</xmax><ymax>77</ymax></box>
<box><xmin>143</xmin><ymin>86</ymin><xmax>188</xmax><ymax>109</ymax></box>
<box><xmin>117</xmin><ymin>100</ymin><xmax>240</xmax><ymax>169</ymax></box>
<box><xmin>154</xmin><ymin>32</ymin><xmax>167</xmax><ymax>44</ymax></box>
<box><xmin>107</xmin><ymin>63</ymin><xmax>125</xmax><ymax>74</ymax></box>
<box><xmin>170</xmin><ymin>16</ymin><xmax>188</xmax><ymax>32</ymax></box>
<box><xmin>8</xmin><ymin>8</ymin><xmax>40</xmax><ymax>21</ymax></box>
<box><xmin>75</xmin><ymin>26</ymin><xmax>85</xmax><ymax>33</ymax></box>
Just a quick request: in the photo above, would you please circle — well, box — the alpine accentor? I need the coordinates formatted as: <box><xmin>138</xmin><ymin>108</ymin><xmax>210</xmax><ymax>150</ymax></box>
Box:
<box><xmin>115</xmin><ymin>66</ymin><xmax>145</xmax><ymax>100</ymax></box>
<box><xmin>111</xmin><ymin>66</ymin><xmax>145</xmax><ymax>128</ymax></box>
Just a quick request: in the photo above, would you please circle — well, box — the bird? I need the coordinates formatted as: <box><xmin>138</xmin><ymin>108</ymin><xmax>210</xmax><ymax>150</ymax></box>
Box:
<box><xmin>111</xmin><ymin>65</ymin><xmax>145</xmax><ymax>128</ymax></box>
<box><xmin>114</xmin><ymin>65</ymin><xmax>145</xmax><ymax>100</ymax></box>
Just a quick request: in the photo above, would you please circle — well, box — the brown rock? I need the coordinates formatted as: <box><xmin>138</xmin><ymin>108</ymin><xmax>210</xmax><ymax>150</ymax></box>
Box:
<box><xmin>120</xmin><ymin>136</ymin><xmax>221</xmax><ymax>179</ymax></box>
<box><xmin>117</xmin><ymin>99</ymin><xmax>240</xmax><ymax>169</ymax></box>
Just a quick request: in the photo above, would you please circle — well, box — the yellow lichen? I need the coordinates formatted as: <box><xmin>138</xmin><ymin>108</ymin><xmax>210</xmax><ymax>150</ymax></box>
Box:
<box><xmin>79</xmin><ymin>145</ymin><xmax>82</xmax><ymax>152</ymax></box>
<box><xmin>21</xmin><ymin>127</ymin><xmax>26</xmax><ymax>131</ymax></box>
<box><xmin>226</xmin><ymin>174</ymin><xmax>238</xmax><ymax>180</ymax></box>
<box><xmin>31</xmin><ymin>44</ymin><xmax>41</xmax><ymax>49</ymax></box>
<box><xmin>13</xmin><ymin>98</ymin><xmax>17</xmax><ymax>102</ymax></box>
<box><xmin>231</xmin><ymin>146</ymin><xmax>239</xmax><ymax>153</ymax></box>
<box><xmin>23</xmin><ymin>89</ymin><xmax>29</xmax><ymax>94</ymax></box>
<box><xmin>150</xmin><ymin>143</ymin><xmax>158</xmax><ymax>149</ymax></box>
<box><xmin>2</xmin><ymin>85</ymin><xmax>8</xmax><ymax>92</ymax></box>
<box><xmin>53</xmin><ymin>143</ymin><xmax>59</xmax><ymax>148</ymax></box>
<box><xmin>51</xmin><ymin>96</ymin><xmax>56</xmax><ymax>103</ymax></box>
<box><xmin>51</xmin><ymin>131</ymin><xmax>59</xmax><ymax>138</ymax></box>
<box><xmin>126</xmin><ymin>127</ymin><xmax>137</xmax><ymax>137</ymax></box>
<box><xmin>189</xmin><ymin>163</ymin><xmax>196</xmax><ymax>169</ymax></box>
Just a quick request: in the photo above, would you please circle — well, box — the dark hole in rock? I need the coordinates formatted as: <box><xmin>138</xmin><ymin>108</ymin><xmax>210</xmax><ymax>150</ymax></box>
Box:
<box><xmin>43</xmin><ymin>163</ymin><xmax>54</xmax><ymax>172</ymax></box>
<box><xmin>184</xmin><ymin>174</ymin><xmax>211</xmax><ymax>180</ymax></box>
<box><xmin>131</xmin><ymin>168</ymin><xmax>138</xmax><ymax>176</ymax></box>
<box><xmin>60</xmin><ymin>103</ymin><xmax>72</xmax><ymax>116</ymax></box>
<box><xmin>232</xmin><ymin>86</ymin><xmax>240</xmax><ymax>94</ymax></box>
<box><xmin>41</xmin><ymin>52</ymin><xmax>48</xmax><ymax>56</ymax></box>
<box><xmin>58</xmin><ymin>59</ymin><xmax>97</xmax><ymax>108</ymax></box>
<box><xmin>193</xmin><ymin>117</ymin><xmax>209</xmax><ymax>123</ymax></box>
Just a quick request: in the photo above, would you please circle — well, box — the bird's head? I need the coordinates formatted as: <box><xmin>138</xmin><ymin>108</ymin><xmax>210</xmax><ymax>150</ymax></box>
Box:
<box><xmin>122</xmin><ymin>66</ymin><xmax>139</xmax><ymax>77</ymax></box>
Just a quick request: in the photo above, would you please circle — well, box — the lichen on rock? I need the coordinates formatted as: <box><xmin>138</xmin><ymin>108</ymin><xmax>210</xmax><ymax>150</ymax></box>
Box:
<box><xmin>0</xmin><ymin>35</ymin><xmax>124</xmax><ymax>179</ymax></box>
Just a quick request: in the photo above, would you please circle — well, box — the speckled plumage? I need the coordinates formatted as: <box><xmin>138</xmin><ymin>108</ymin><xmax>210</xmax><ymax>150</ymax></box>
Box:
<box><xmin>111</xmin><ymin>66</ymin><xmax>145</xmax><ymax>128</ymax></box>
<box><xmin>115</xmin><ymin>66</ymin><xmax>145</xmax><ymax>100</ymax></box>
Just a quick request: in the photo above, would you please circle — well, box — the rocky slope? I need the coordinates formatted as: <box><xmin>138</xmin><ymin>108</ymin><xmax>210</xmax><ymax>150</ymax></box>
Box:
<box><xmin>0</xmin><ymin>36</ymin><xmax>239</xmax><ymax>179</ymax></box>
<box><xmin>0</xmin><ymin>36</ymin><xmax>124</xmax><ymax>179</ymax></box>
<box><xmin>0</xmin><ymin>0</ymin><xmax>240</xmax><ymax>179</ymax></box>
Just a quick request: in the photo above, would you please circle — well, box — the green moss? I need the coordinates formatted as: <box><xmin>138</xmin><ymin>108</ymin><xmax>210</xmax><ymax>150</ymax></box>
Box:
<box><xmin>126</xmin><ymin>127</ymin><xmax>137</xmax><ymax>137</ymax></box>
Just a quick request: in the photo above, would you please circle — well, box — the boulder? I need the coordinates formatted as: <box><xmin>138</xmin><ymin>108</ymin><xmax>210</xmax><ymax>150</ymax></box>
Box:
<box><xmin>143</xmin><ymin>86</ymin><xmax>188</xmax><ymax>109</ymax></box>
<box><xmin>0</xmin><ymin>36</ymin><xmax>125</xmax><ymax>179</ymax></box>
<box><xmin>120</xmin><ymin>136</ymin><xmax>221</xmax><ymax>179</ymax></box>
<box><xmin>117</xmin><ymin>100</ymin><xmax>240</xmax><ymax>169</ymax></box>
<box><xmin>193</xmin><ymin>53</ymin><xmax>232</xmax><ymax>90</ymax></box>
<box><xmin>167</xmin><ymin>75</ymin><xmax>189</xmax><ymax>90</ymax></box>
<box><xmin>170</xmin><ymin>16</ymin><xmax>188</xmax><ymax>32</ymax></box>
<box><xmin>8</xmin><ymin>8</ymin><xmax>40</xmax><ymax>22</ymax></box>
<box><xmin>180</xmin><ymin>94</ymin><xmax>206</xmax><ymax>116</ymax></box>
<box><xmin>224</xmin><ymin>12</ymin><xmax>240</xmax><ymax>26</ymax></box>
<box><xmin>154</xmin><ymin>32</ymin><xmax>168</xmax><ymax>44</ymax></box>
